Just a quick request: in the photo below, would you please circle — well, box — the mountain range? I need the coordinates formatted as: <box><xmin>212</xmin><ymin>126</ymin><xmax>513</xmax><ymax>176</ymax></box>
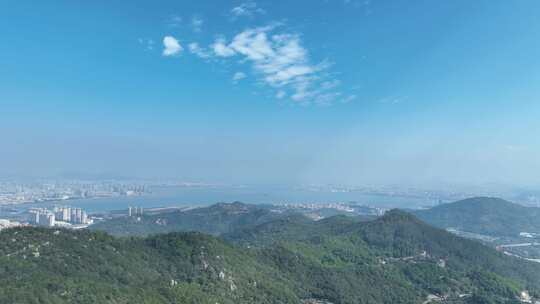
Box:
<box><xmin>2</xmin><ymin>202</ymin><xmax>540</xmax><ymax>303</ymax></box>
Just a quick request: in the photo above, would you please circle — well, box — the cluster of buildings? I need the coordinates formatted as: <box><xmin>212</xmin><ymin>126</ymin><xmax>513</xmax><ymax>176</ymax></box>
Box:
<box><xmin>53</xmin><ymin>206</ymin><xmax>89</xmax><ymax>224</ymax></box>
<box><xmin>278</xmin><ymin>202</ymin><xmax>387</xmax><ymax>216</ymax></box>
<box><xmin>128</xmin><ymin>206</ymin><xmax>144</xmax><ymax>217</ymax></box>
<box><xmin>520</xmin><ymin>232</ymin><xmax>540</xmax><ymax>239</ymax></box>
<box><xmin>29</xmin><ymin>209</ymin><xmax>56</xmax><ymax>227</ymax></box>
<box><xmin>28</xmin><ymin>206</ymin><xmax>92</xmax><ymax>227</ymax></box>
<box><xmin>279</xmin><ymin>202</ymin><xmax>355</xmax><ymax>213</ymax></box>
<box><xmin>0</xmin><ymin>180</ymin><xmax>147</xmax><ymax>205</ymax></box>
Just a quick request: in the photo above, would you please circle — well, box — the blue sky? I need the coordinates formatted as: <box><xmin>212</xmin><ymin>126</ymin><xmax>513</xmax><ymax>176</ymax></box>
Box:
<box><xmin>1</xmin><ymin>0</ymin><xmax>540</xmax><ymax>187</ymax></box>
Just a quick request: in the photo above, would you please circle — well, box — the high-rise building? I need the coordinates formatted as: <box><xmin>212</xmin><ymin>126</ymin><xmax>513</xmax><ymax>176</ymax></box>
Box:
<box><xmin>63</xmin><ymin>208</ymin><xmax>69</xmax><ymax>221</ymax></box>
<box><xmin>71</xmin><ymin>208</ymin><xmax>77</xmax><ymax>223</ymax></box>
<box><xmin>54</xmin><ymin>207</ymin><xmax>72</xmax><ymax>222</ymax></box>
<box><xmin>28</xmin><ymin>206</ymin><xmax>90</xmax><ymax>226</ymax></box>
<box><xmin>46</xmin><ymin>213</ymin><xmax>55</xmax><ymax>227</ymax></box>
<box><xmin>75</xmin><ymin>208</ymin><xmax>82</xmax><ymax>224</ymax></box>
<box><xmin>82</xmin><ymin>211</ymin><xmax>88</xmax><ymax>224</ymax></box>
<box><xmin>128</xmin><ymin>206</ymin><xmax>146</xmax><ymax>217</ymax></box>
<box><xmin>37</xmin><ymin>212</ymin><xmax>55</xmax><ymax>227</ymax></box>
<box><xmin>32</xmin><ymin>212</ymin><xmax>39</xmax><ymax>224</ymax></box>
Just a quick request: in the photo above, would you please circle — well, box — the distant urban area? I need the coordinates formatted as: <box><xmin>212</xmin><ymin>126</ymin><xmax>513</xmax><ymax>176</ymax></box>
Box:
<box><xmin>0</xmin><ymin>205</ymin><xmax>93</xmax><ymax>230</ymax></box>
<box><xmin>0</xmin><ymin>180</ymin><xmax>147</xmax><ymax>205</ymax></box>
<box><xmin>2</xmin><ymin>178</ymin><xmax>540</xmax><ymax>235</ymax></box>
<box><xmin>3</xmin><ymin>179</ymin><xmax>540</xmax><ymax>206</ymax></box>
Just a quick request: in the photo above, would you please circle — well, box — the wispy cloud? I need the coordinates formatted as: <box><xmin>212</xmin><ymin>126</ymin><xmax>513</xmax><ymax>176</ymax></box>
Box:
<box><xmin>162</xmin><ymin>36</ymin><xmax>182</xmax><ymax>56</ymax></box>
<box><xmin>205</xmin><ymin>25</ymin><xmax>346</xmax><ymax>105</ymax></box>
<box><xmin>343</xmin><ymin>0</ymin><xmax>373</xmax><ymax>15</ymax></box>
<box><xmin>211</xmin><ymin>38</ymin><xmax>236</xmax><ymax>57</ymax></box>
<box><xmin>188</xmin><ymin>42</ymin><xmax>211</xmax><ymax>58</ymax></box>
<box><xmin>231</xmin><ymin>1</ymin><xmax>265</xmax><ymax>19</ymax></box>
<box><xmin>138</xmin><ymin>38</ymin><xmax>155</xmax><ymax>51</ymax></box>
<box><xmin>191</xmin><ymin>15</ymin><xmax>204</xmax><ymax>32</ymax></box>
<box><xmin>378</xmin><ymin>95</ymin><xmax>405</xmax><ymax>105</ymax></box>
<box><xmin>276</xmin><ymin>90</ymin><xmax>286</xmax><ymax>99</ymax></box>
<box><xmin>232</xmin><ymin>72</ymin><xmax>246</xmax><ymax>83</ymax></box>
<box><xmin>156</xmin><ymin>10</ymin><xmax>352</xmax><ymax>105</ymax></box>
<box><xmin>341</xmin><ymin>94</ymin><xmax>357</xmax><ymax>104</ymax></box>
<box><xmin>166</xmin><ymin>15</ymin><xmax>182</xmax><ymax>27</ymax></box>
<box><xmin>505</xmin><ymin>145</ymin><xmax>527</xmax><ymax>152</ymax></box>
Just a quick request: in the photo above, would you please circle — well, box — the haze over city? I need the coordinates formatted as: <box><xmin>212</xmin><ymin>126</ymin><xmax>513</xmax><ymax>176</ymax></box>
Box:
<box><xmin>2</xmin><ymin>0</ymin><xmax>540</xmax><ymax>188</ymax></box>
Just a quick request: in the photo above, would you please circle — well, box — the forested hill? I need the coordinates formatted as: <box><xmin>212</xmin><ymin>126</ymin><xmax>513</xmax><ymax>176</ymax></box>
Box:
<box><xmin>413</xmin><ymin>197</ymin><xmax>540</xmax><ymax>237</ymax></box>
<box><xmin>90</xmin><ymin>202</ymin><xmax>288</xmax><ymax>236</ymax></box>
<box><xmin>2</xmin><ymin>210</ymin><xmax>540</xmax><ymax>303</ymax></box>
<box><xmin>227</xmin><ymin>210</ymin><xmax>540</xmax><ymax>298</ymax></box>
<box><xmin>0</xmin><ymin>227</ymin><xmax>298</xmax><ymax>304</ymax></box>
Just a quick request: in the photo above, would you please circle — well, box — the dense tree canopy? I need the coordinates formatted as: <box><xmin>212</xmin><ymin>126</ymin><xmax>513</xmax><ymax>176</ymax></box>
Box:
<box><xmin>2</xmin><ymin>204</ymin><xmax>539</xmax><ymax>303</ymax></box>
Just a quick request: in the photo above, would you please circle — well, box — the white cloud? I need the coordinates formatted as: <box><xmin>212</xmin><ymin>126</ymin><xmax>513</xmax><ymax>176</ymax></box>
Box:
<box><xmin>229</xmin><ymin>28</ymin><xmax>275</xmax><ymax>61</ymax></box>
<box><xmin>211</xmin><ymin>38</ymin><xmax>236</xmax><ymax>57</ymax></box>
<box><xmin>320</xmin><ymin>80</ymin><xmax>341</xmax><ymax>90</ymax></box>
<box><xmin>191</xmin><ymin>15</ymin><xmax>204</xmax><ymax>32</ymax></box>
<box><xmin>231</xmin><ymin>1</ymin><xmax>265</xmax><ymax>18</ymax></box>
<box><xmin>265</xmin><ymin>65</ymin><xmax>314</xmax><ymax>84</ymax></box>
<box><xmin>162</xmin><ymin>36</ymin><xmax>182</xmax><ymax>56</ymax></box>
<box><xmin>178</xmin><ymin>23</ymin><xmax>343</xmax><ymax>105</ymax></box>
<box><xmin>232</xmin><ymin>72</ymin><xmax>246</xmax><ymax>82</ymax></box>
<box><xmin>204</xmin><ymin>26</ymin><xmax>340</xmax><ymax>104</ymax></box>
<box><xmin>188</xmin><ymin>42</ymin><xmax>210</xmax><ymax>58</ymax></box>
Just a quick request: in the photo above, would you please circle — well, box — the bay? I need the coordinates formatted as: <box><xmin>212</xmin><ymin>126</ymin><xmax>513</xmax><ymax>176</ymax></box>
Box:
<box><xmin>23</xmin><ymin>185</ymin><xmax>433</xmax><ymax>213</ymax></box>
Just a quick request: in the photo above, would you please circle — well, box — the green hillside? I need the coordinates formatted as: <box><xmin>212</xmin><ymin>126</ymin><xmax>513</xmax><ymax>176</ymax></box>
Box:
<box><xmin>90</xmin><ymin>202</ymin><xmax>287</xmax><ymax>236</ymax></box>
<box><xmin>0</xmin><ymin>227</ymin><xmax>298</xmax><ymax>304</ymax></box>
<box><xmin>413</xmin><ymin>197</ymin><xmax>540</xmax><ymax>237</ymax></box>
<box><xmin>2</xmin><ymin>207</ymin><xmax>537</xmax><ymax>303</ymax></box>
<box><xmin>227</xmin><ymin>210</ymin><xmax>540</xmax><ymax>303</ymax></box>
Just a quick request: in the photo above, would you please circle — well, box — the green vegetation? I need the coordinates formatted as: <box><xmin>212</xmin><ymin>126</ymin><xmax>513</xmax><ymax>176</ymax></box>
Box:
<box><xmin>0</xmin><ymin>227</ymin><xmax>298</xmax><ymax>304</ymax></box>
<box><xmin>227</xmin><ymin>209</ymin><xmax>540</xmax><ymax>303</ymax></box>
<box><xmin>90</xmin><ymin>202</ymin><xmax>286</xmax><ymax>236</ymax></box>
<box><xmin>413</xmin><ymin>197</ymin><xmax>540</xmax><ymax>237</ymax></box>
<box><xmin>2</xmin><ymin>204</ymin><xmax>539</xmax><ymax>303</ymax></box>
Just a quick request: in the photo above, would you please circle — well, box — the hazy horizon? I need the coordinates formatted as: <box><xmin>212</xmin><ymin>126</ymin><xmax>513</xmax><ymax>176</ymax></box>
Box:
<box><xmin>2</xmin><ymin>1</ymin><xmax>540</xmax><ymax>188</ymax></box>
